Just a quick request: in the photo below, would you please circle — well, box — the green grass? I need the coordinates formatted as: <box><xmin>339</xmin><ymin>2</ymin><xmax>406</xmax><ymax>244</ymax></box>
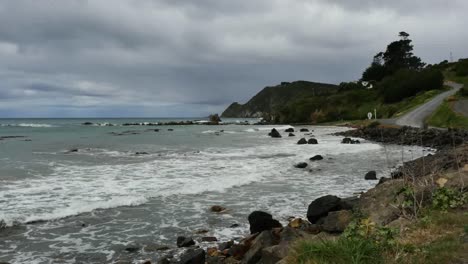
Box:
<box><xmin>426</xmin><ymin>99</ymin><xmax>468</xmax><ymax>128</ymax></box>
<box><xmin>288</xmin><ymin>238</ymin><xmax>384</xmax><ymax>264</ymax></box>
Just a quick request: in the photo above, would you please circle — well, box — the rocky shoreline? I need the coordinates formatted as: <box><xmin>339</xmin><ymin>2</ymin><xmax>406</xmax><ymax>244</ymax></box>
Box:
<box><xmin>149</xmin><ymin>125</ymin><xmax>468</xmax><ymax>264</ymax></box>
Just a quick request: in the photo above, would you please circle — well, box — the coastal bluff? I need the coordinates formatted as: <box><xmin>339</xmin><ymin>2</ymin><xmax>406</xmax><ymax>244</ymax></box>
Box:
<box><xmin>221</xmin><ymin>81</ymin><xmax>338</xmax><ymax>119</ymax></box>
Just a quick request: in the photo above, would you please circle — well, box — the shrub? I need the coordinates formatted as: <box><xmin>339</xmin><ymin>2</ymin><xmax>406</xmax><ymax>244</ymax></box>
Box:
<box><xmin>455</xmin><ymin>59</ymin><xmax>468</xmax><ymax>77</ymax></box>
<box><xmin>380</xmin><ymin>69</ymin><xmax>444</xmax><ymax>103</ymax></box>
<box><xmin>432</xmin><ymin>187</ymin><xmax>467</xmax><ymax>211</ymax></box>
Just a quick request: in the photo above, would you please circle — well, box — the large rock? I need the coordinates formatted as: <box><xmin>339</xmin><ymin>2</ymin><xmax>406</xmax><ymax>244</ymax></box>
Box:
<box><xmin>341</xmin><ymin>137</ymin><xmax>360</xmax><ymax>144</ymax></box>
<box><xmin>178</xmin><ymin>248</ymin><xmax>205</xmax><ymax>264</ymax></box>
<box><xmin>294</xmin><ymin>162</ymin><xmax>308</xmax><ymax>169</ymax></box>
<box><xmin>242</xmin><ymin>231</ymin><xmax>279</xmax><ymax>264</ymax></box>
<box><xmin>321</xmin><ymin>210</ymin><xmax>353</xmax><ymax>233</ymax></box>
<box><xmin>248</xmin><ymin>211</ymin><xmax>282</xmax><ymax>234</ymax></box>
<box><xmin>309</xmin><ymin>155</ymin><xmax>323</xmax><ymax>161</ymax></box>
<box><xmin>269</xmin><ymin>128</ymin><xmax>282</xmax><ymax>138</ymax></box>
<box><xmin>307</xmin><ymin>195</ymin><xmax>342</xmax><ymax>223</ymax></box>
<box><xmin>364</xmin><ymin>171</ymin><xmax>377</xmax><ymax>180</ymax></box>
<box><xmin>300</xmin><ymin>128</ymin><xmax>309</xmax><ymax>132</ymax></box>
<box><xmin>288</xmin><ymin>133</ymin><xmax>295</xmax><ymax>137</ymax></box>
<box><xmin>297</xmin><ymin>138</ymin><xmax>307</xmax><ymax>145</ymax></box>
<box><xmin>307</xmin><ymin>138</ymin><xmax>318</xmax><ymax>144</ymax></box>
<box><xmin>177</xmin><ymin>236</ymin><xmax>195</xmax><ymax>247</ymax></box>
<box><xmin>285</xmin><ymin>128</ymin><xmax>294</xmax><ymax>133</ymax></box>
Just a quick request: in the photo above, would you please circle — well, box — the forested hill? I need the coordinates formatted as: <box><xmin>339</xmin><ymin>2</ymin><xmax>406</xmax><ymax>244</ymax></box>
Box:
<box><xmin>221</xmin><ymin>81</ymin><xmax>338</xmax><ymax>118</ymax></box>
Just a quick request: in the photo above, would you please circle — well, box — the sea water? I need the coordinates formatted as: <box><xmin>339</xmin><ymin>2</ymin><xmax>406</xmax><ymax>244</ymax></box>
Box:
<box><xmin>0</xmin><ymin>118</ymin><xmax>432</xmax><ymax>263</ymax></box>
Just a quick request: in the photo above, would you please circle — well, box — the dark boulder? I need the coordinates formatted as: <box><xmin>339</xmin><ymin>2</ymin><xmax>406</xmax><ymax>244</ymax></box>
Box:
<box><xmin>365</xmin><ymin>171</ymin><xmax>377</xmax><ymax>180</ymax></box>
<box><xmin>309</xmin><ymin>155</ymin><xmax>323</xmax><ymax>161</ymax></box>
<box><xmin>178</xmin><ymin>248</ymin><xmax>205</xmax><ymax>264</ymax></box>
<box><xmin>297</xmin><ymin>138</ymin><xmax>307</xmax><ymax>144</ymax></box>
<box><xmin>288</xmin><ymin>133</ymin><xmax>295</xmax><ymax>137</ymax></box>
<box><xmin>177</xmin><ymin>236</ymin><xmax>195</xmax><ymax>248</ymax></box>
<box><xmin>218</xmin><ymin>240</ymin><xmax>234</xmax><ymax>251</ymax></box>
<box><xmin>168</xmin><ymin>129</ymin><xmax>174</xmax><ymax>131</ymax></box>
<box><xmin>285</xmin><ymin>128</ymin><xmax>294</xmax><ymax>133</ymax></box>
<box><xmin>248</xmin><ymin>211</ymin><xmax>282</xmax><ymax>234</ymax></box>
<box><xmin>269</xmin><ymin>128</ymin><xmax>282</xmax><ymax>138</ymax></box>
<box><xmin>307</xmin><ymin>195</ymin><xmax>342</xmax><ymax>223</ymax></box>
<box><xmin>82</xmin><ymin>122</ymin><xmax>94</xmax><ymax>125</ymax></box>
<box><xmin>300</xmin><ymin>128</ymin><xmax>309</xmax><ymax>132</ymax></box>
<box><xmin>307</xmin><ymin>138</ymin><xmax>318</xmax><ymax>144</ymax></box>
<box><xmin>341</xmin><ymin>137</ymin><xmax>360</xmax><ymax>144</ymax></box>
<box><xmin>135</xmin><ymin>152</ymin><xmax>149</xmax><ymax>155</ymax></box>
<box><xmin>294</xmin><ymin>162</ymin><xmax>308</xmax><ymax>168</ymax></box>
<box><xmin>242</xmin><ymin>231</ymin><xmax>280</xmax><ymax>264</ymax></box>
<box><xmin>154</xmin><ymin>129</ymin><xmax>160</xmax><ymax>132</ymax></box>
<box><xmin>201</xmin><ymin>236</ymin><xmax>218</xmax><ymax>242</ymax></box>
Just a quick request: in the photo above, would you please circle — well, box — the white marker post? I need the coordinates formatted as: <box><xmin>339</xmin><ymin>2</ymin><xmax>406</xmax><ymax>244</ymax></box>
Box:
<box><xmin>374</xmin><ymin>109</ymin><xmax>377</xmax><ymax>120</ymax></box>
<box><xmin>367</xmin><ymin>112</ymin><xmax>373</xmax><ymax>120</ymax></box>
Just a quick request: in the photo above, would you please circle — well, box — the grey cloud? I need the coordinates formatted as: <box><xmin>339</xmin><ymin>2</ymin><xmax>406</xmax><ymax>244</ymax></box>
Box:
<box><xmin>0</xmin><ymin>0</ymin><xmax>467</xmax><ymax>117</ymax></box>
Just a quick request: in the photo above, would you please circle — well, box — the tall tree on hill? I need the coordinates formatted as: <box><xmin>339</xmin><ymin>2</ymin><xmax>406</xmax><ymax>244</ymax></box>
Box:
<box><xmin>362</xmin><ymin>32</ymin><xmax>425</xmax><ymax>82</ymax></box>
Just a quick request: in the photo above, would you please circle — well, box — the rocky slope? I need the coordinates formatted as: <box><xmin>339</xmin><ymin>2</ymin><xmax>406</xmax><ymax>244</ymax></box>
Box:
<box><xmin>221</xmin><ymin>81</ymin><xmax>338</xmax><ymax>119</ymax></box>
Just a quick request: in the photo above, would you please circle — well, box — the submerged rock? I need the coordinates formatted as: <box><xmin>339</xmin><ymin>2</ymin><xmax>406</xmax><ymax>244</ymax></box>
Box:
<box><xmin>309</xmin><ymin>155</ymin><xmax>323</xmax><ymax>161</ymax></box>
<box><xmin>300</xmin><ymin>128</ymin><xmax>309</xmax><ymax>132</ymax></box>
<box><xmin>177</xmin><ymin>236</ymin><xmax>195</xmax><ymax>248</ymax></box>
<box><xmin>341</xmin><ymin>137</ymin><xmax>360</xmax><ymax>144</ymax></box>
<box><xmin>297</xmin><ymin>138</ymin><xmax>307</xmax><ymax>145</ymax></box>
<box><xmin>269</xmin><ymin>128</ymin><xmax>282</xmax><ymax>138</ymax></box>
<box><xmin>307</xmin><ymin>138</ymin><xmax>318</xmax><ymax>144</ymax></box>
<box><xmin>288</xmin><ymin>133</ymin><xmax>295</xmax><ymax>137</ymax></box>
<box><xmin>285</xmin><ymin>128</ymin><xmax>294</xmax><ymax>133</ymax></box>
<box><xmin>248</xmin><ymin>211</ymin><xmax>282</xmax><ymax>234</ymax></box>
<box><xmin>210</xmin><ymin>205</ymin><xmax>226</xmax><ymax>213</ymax></box>
<box><xmin>365</xmin><ymin>171</ymin><xmax>377</xmax><ymax>180</ymax></box>
<box><xmin>294</xmin><ymin>162</ymin><xmax>308</xmax><ymax>168</ymax></box>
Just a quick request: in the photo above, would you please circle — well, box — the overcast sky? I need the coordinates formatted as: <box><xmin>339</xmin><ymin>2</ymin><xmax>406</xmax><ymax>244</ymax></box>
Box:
<box><xmin>0</xmin><ymin>0</ymin><xmax>466</xmax><ymax>118</ymax></box>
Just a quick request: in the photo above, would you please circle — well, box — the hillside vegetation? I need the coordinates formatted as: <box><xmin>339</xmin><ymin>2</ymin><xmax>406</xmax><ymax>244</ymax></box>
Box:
<box><xmin>222</xmin><ymin>32</ymin><xmax>447</xmax><ymax>124</ymax></box>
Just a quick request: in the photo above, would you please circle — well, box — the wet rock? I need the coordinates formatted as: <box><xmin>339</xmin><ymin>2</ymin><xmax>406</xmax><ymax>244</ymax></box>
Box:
<box><xmin>297</xmin><ymin>138</ymin><xmax>307</xmax><ymax>144</ymax></box>
<box><xmin>288</xmin><ymin>133</ymin><xmax>295</xmax><ymax>137</ymax></box>
<box><xmin>269</xmin><ymin>128</ymin><xmax>282</xmax><ymax>138</ymax></box>
<box><xmin>260</xmin><ymin>245</ymin><xmax>288</xmax><ymax>264</ymax></box>
<box><xmin>365</xmin><ymin>171</ymin><xmax>377</xmax><ymax>180</ymax></box>
<box><xmin>294</xmin><ymin>162</ymin><xmax>308</xmax><ymax>168</ymax></box>
<box><xmin>177</xmin><ymin>236</ymin><xmax>195</xmax><ymax>248</ymax></box>
<box><xmin>168</xmin><ymin>129</ymin><xmax>174</xmax><ymax>131</ymax></box>
<box><xmin>210</xmin><ymin>205</ymin><xmax>226</xmax><ymax>213</ymax></box>
<box><xmin>157</xmin><ymin>256</ymin><xmax>172</xmax><ymax>264</ymax></box>
<box><xmin>307</xmin><ymin>195</ymin><xmax>342</xmax><ymax>223</ymax></box>
<box><xmin>285</xmin><ymin>128</ymin><xmax>294</xmax><ymax>133</ymax></box>
<box><xmin>201</xmin><ymin>236</ymin><xmax>218</xmax><ymax>242</ymax></box>
<box><xmin>309</xmin><ymin>155</ymin><xmax>323</xmax><ymax>161</ymax></box>
<box><xmin>227</xmin><ymin>244</ymin><xmax>250</xmax><ymax>260</ymax></box>
<box><xmin>66</xmin><ymin>148</ymin><xmax>79</xmax><ymax>153</ymax></box>
<box><xmin>135</xmin><ymin>152</ymin><xmax>149</xmax><ymax>155</ymax></box>
<box><xmin>307</xmin><ymin>138</ymin><xmax>318</xmax><ymax>144</ymax></box>
<box><xmin>142</xmin><ymin>260</ymin><xmax>151</xmax><ymax>264</ymax></box>
<box><xmin>321</xmin><ymin>210</ymin><xmax>353</xmax><ymax>233</ymax></box>
<box><xmin>194</xmin><ymin>229</ymin><xmax>209</xmax><ymax>234</ymax></box>
<box><xmin>218</xmin><ymin>240</ymin><xmax>234</xmax><ymax>251</ymax></box>
<box><xmin>154</xmin><ymin>129</ymin><xmax>160</xmax><ymax>132</ymax></box>
<box><xmin>229</xmin><ymin>224</ymin><xmax>239</xmax><ymax>228</ymax></box>
<box><xmin>124</xmin><ymin>246</ymin><xmax>140</xmax><ymax>253</ymax></box>
<box><xmin>300</xmin><ymin>128</ymin><xmax>309</xmax><ymax>132</ymax></box>
<box><xmin>143</xmin><ymin>244</ymin><xmax>170</xmax><ymax>252</ymax></box>
<box><xmin>341</xmin><ymin>137</ymin><xmax>360</xmax><ymax>144</ymax></box>
<box><xmin>242</xmin><ymin>231</ymin><xmax>279</xmax><ymax>264</ymax></box>
<box><xmin>248</xmin><ymin>211</ymin><xmax>282</xmax><ymax>234</ymax></box>
<box><xmin>178</xmin><ymin>248</ymin><xmax>205</xmax><ymax>264</ymax></box>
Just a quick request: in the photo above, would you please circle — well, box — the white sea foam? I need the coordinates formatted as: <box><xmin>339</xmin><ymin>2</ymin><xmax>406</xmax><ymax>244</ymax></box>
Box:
<box><xmin>0</xmin><ymin>123</ymin><xmax>56</xmax><ymax>128</ymax></box>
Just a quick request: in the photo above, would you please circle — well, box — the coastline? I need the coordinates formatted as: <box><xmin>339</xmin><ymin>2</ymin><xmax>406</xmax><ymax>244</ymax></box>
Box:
<box><xmin>167</xmin><ymin>125</ymin><xmax>468</xmax><ymax>264</ymax></box>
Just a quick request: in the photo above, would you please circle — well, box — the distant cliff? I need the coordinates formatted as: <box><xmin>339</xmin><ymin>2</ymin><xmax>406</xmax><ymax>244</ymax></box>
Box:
<box><xmin>221</xmin><ymin>81</ymin><xmax>338</xmax><ymax>118</ymax></box>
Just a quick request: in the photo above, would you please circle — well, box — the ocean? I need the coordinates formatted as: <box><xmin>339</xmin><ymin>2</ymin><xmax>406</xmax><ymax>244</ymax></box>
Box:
<box><xmin>0</xmin><ymin>118</ymin><xmax>432</xmax><ymax>263</ymax></box>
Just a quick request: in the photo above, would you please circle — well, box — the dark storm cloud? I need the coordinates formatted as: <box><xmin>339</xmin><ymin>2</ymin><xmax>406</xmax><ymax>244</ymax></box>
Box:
<box><xmin>0</xmin><ymin>0</ymin><xmax>466</xmax><ymax>117</ymax></box>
